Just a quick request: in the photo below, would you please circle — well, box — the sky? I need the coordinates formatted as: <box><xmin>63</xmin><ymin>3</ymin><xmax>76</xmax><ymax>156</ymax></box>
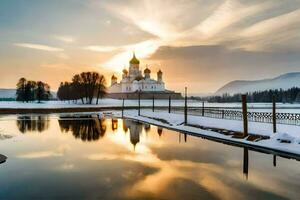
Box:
<box><xmin>0</xmin><ymin>0</ymin><xmax>300</xmax><ymax>94</ymax></box>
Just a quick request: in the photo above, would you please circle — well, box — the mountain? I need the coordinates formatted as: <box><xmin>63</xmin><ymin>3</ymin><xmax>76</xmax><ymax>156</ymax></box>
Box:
<box><xmin>0</xmin><ymin>88</ymin><xmax>57</xmax><ymax>99</ymax></box>
<box><xmin>215</xmin><ymin>72</ymin><xmax>300</xmax><ymax>95</ymax></box>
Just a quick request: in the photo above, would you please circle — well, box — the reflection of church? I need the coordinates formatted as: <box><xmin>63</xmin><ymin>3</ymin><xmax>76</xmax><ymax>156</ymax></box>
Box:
<box><xmin>122</xmin><ymin>119</ymin><xmax>163</xmax><ymax>149</ymax></box>
<box><xmin>123</xmin><ymin>120</ymin><xmax>143</xmax><ymax>148</ymax></box>
<box><xmin>107</xmin><ymin>53</ymin><xmax>182</xmax><ymax>99</ymax></box>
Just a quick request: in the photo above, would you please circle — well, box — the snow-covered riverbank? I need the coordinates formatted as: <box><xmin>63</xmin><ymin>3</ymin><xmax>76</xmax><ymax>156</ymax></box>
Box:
<box><xmin>1</xmin><ymin>99</ymin><xmax>300</xmax><ymax>113</ymax></box>
<box><xmin>108</xmin><ymin>109</ymin><xmax>300</xmax><ymax>156</ymax></box>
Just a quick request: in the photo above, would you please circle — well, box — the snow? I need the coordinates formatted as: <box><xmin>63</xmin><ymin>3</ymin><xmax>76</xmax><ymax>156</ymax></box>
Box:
<box><xmin>0</xmin><ymin>99</ymin><xmax>300</xmax><ymax>113</ymax></box>
<box><xmin>108</xmin><ymin>109</ymin><xmax>300</xmax><ymax>156</ymax></box>
<box><xmin>0</xmin><ymin>97</ymin><xmax>299</xmax><ymax>155</ymax></box>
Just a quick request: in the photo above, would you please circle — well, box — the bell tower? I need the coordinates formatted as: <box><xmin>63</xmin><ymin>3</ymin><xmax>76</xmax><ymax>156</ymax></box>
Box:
<box><xmin>128</xmin><ymin>52</ymin><xmax>140</xmax><ymax>80</ymax></box>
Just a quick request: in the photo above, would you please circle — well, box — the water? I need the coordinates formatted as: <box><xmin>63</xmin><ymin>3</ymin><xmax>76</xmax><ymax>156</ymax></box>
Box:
<box><xmin>0</xmin><ymin>114</ymin><xmax>299</xmax><ymax>200</ymax></box>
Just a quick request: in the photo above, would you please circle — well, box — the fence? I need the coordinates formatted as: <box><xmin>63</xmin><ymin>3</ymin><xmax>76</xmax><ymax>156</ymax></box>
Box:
<box><xmin>124</xmin><ymin>92</ymin><xmax>300</xmax><ymax>127</ymax></box>
<box><xmin>155</xmin><ymin>106</ymin><xmax>300</xmax><ymax>126</ymax></box>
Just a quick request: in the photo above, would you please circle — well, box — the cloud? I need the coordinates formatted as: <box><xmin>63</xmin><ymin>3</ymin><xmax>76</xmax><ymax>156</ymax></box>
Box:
<box><xmin>239</xmin><ymin>8</ymin><xmax>300</xmax><ymax>51</ymax></box>
<box><xmin>104</xmin><ymin>0</ymin><xmax>193</xmax><ymax>39</ymax></box>
<box><xmin>191</xmin><ymin>0</ymin><xmax>271</xmax><ymax>42</ymax></box>
<box><xmin>41</xmin><ymin>63</ymin><xmax>72</xmax><ymax>69</ymax></box>
<box><xmin>148</xmin><ymin>44</ymin><xmax>300</xmax><ymax>92</ymax></box>
<box><xmin>14</xmin><ymin>43</ymin><xmax>64</xmax><ymax>52</ymax></box>
<box><xmin>54</xmin><ymin>35</ymin><xmax>76</xmax><ymax>43</ymax></box>
<box><xmin>84</xmin><ymin>45</ymin><xmax>120</xmax><ymax>52</ymax></box>
<box><xmin>85</xmin><ymin>39</ymin><xmax>161</xmax><ymax>71</ymax></box>
<box><xmin>101</xmin><ymin>0</ymin><xmax>298</xmax><ymax>70</ymax></box>
<box><xmin>104</xmin><ymin>40</ymin><xmax>160</xmax><ymax>70</ymax></box>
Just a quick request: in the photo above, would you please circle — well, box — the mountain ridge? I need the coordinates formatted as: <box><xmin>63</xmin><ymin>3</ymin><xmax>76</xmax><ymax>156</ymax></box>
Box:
<box><xmin>215</xmin><ymin>72</ymin><xmax>300</xmax><ymax>95</ymax></box>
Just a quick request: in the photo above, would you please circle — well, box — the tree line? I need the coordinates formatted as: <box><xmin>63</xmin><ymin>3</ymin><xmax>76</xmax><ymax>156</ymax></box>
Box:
<box><xmin>16</xmin><ymin>78</ymin><xmax>51</xmax><ymax>102</ymax></box>
<box><xmin>57</xmin><ymin>72</ymin><xmax>106</xmax><ymax>104</ymax></box>
<box><xmin>194</xmin><ymin>87</ymin><xmax>300</xmax><ymax>103</ymax></box>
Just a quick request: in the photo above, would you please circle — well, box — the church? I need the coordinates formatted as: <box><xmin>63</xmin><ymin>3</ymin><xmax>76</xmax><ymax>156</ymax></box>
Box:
<box><xmin>107</xmin><ymin>53</ymin><xmax>182</xmax><ymax>99</ymax></box>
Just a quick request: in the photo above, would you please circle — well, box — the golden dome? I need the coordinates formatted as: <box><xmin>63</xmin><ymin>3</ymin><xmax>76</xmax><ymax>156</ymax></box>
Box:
<box><xmin>111</xmin><ymin>74</ymin><xmax>117</xmax><ymax>80</ymax></box>
<box><xmin>144</xmin><ymin>67</ymin><xmax>151</xmax><ymax>74</ymax></box>
<box><xmin>130</xmin><ymin>53</ymin><xmax>140</xmax><ymax>64</ymax></box>
<box><xmin>122</xmin><ymin>68</ymin><xmax>128</xmax><ymax>74</ymax></box>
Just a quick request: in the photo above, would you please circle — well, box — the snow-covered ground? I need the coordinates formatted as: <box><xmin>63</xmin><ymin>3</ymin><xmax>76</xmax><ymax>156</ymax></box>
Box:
<box><xmin>0</xmin><ymin>99</ymin><xmax>300</xmax><ymax>113</ymax></box>
<box><xmin>108</xmin><ymin>109</ymin><xmax>300</xmax><ymax>156</ymax></box>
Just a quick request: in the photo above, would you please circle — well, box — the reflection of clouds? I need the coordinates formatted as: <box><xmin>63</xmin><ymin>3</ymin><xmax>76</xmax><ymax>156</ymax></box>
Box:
<box><xmin>11</xmin><ymin>117</ymin><xmax>296</xmax><ymax>199</ymax></box>
<box><xmin>95</xmin><ymin>119</ymin><xmax>288</xmax><ymax>200</ymax></box>
<box><xmin>17</xmin><ymin>151</ymin><xmax>63</xmax><ymax>159</ymax></box>
<box><xmin>87</xmin><ymin>153</ymin><xmax>121</xmax><ymax>161</ymax></box>
<box><xmin>0</xmin><ymin>133</ymin><xmax>14</xmax><ymax>140</ymax></box>
<box><xmin>86</xmin><ymin>135</ymin><xmax>242</xmax><ymax>200</ymax></box>
<box><xmin>17</xmin><ymin>144</ymin><xmax>71</xmax><ymax>159</ymax></box>
<box><xmin>60</xmin><ymin>163</ymin><xmax>75</xmax><ymax>170</ymax></box>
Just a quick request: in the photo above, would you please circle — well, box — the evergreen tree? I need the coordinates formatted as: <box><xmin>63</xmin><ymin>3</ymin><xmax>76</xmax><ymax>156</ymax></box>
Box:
<box><xmin>16</xmin><ymin>78</ymin><xmax>27</xmax><ymax>102</ymax></box>
<box><xmin>16</xmin><ymin>78</ymin><xmax>51</xmax><ymax>102</ymax></box>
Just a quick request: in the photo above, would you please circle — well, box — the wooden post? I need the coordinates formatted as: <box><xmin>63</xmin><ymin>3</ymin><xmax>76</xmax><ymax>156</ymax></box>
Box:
<box><xmin>152</xmin><ymin>94</ymin><xmax>154</xmax><ymax>112</ymax></box>
<box><xmin>272</xmin><ymin>95</ymin><xmax>277</xmax><ymax>133</ymax></box>
<box><xmin>202</xmin><ymin>101</ymin><xmax>204</xmax><ymax>116</ymax></box>
<box><xmin>243</xmin><ymin>147</ymin><xmax>249</xmax><ymax>180</ymax></box>
<box><xmin>138</xmin><ymin>91</ymin><xmax>141</xmax><ymax>116</ymax></box>
<box><xmin>122</xmin><ymin>98</ymin><xmax>124</xmax><ymax>117</ymax></box>
<box><xmin>184</xmin><ymin>87</ymin><xmax>187</xmax><ymax>125</ymax></box>
<box><xmin>273</xmin><ymin>155</ymin><xmax>277</xmax><ymax>167</ymax></box>
<box><xmin>168</xmin><ymin>95</ymin><xmax>171</xmax><ymax>113</ymax></box>
<box><xmin>242</xmin><ymin>95</ymin><xmax>248</xmax><ymax>137</ymax></box>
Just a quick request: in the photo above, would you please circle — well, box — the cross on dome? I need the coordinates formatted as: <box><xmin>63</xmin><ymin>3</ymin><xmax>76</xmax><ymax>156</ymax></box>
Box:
<box><xmin>130</xmin><ymin>52</ymin><xmax>140</xmax><ymax>64</ymax></box>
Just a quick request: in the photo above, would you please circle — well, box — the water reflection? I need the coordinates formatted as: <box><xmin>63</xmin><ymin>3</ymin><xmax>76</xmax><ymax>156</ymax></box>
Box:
<box><xmin>144</xmin><ymin>124</ymin><xmax>150</xmax><ymax>133</ymax></box>
<box><xmin>243</xmin><ymin>147</ymin><xmax>249</xmax><ymax>180</ymax></box>
<box><xmin>157</xmin><ymin>127</ymin><xmax>163</xmax><ymax>137</ymax></box>
<box><xmin>0</xmin><ymin>116</ymin><xmax>299</xmax><ymax>199</ymax></box>
<box><xmin>16</xmin><ymin>116</ymin><xmax>50</xmax><ymax>133</ymax></box>
<box><xmin>123</xmin><ymin>120</ymin><xmax>143</xmax><ymax>148</ymax></box>
<box><xmin>111</xmin><ymin>118</ymin><xmax>118</xmax><ymax>131</ymax></box>
<box><xmin>273</xmin><ymin>155</ymin><xmax>277</xmax><ymax>167</ymax></box>
<box><xmin>58</xmin><ymin>116</ymin><xmax>106</xmax><ymax>141</ymax></box>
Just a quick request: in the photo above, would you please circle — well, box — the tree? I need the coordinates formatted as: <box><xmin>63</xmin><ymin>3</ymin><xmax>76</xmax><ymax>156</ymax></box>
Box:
<box><xmin>16</xmin><ymin>78</ymin><xmax>51</xmax><ymax>102</ymax></box>
<box><xmin>295</xmin><ymin>92</ymin><xmax>300</xmax><ymax>103</ymax></box>
<box><xmin>36</xmin><ymin>81</ymin><xmax>45</xmax><ymax>103</ymax></box>
<box><xmin>96</xmin><ymin>74</ymin><xmax>106</xmax><ymax>105</ymax></box>
<box><xmin>16</xmin><ymin>78</ymin><xmax>27</xmax><ymax>102</ymax></box>
<box><xmin>35</xmin><ymin>81</ymin><xmax>51</xmax><ymax>103</ymax></box>
<box><xmin>57</xmin><ymin>71</ymin><xmax>107</xmax><ymax>104</ymax></box>
<box><xmin>199</xmin><ymin>87</ymin><xmax>300</xmax><ymax>103</ymax></box>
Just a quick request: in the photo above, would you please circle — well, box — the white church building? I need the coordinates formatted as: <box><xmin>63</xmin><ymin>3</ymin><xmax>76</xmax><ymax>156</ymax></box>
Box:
<box><xmin>108</xmin><ymin>53</ymin><xmax>165</xmax><ymax>93</ymax></box>
<box><xmin>107</xmin><ymin>53</ymin><xmax>182</xmax><ymax>99</ymax></box>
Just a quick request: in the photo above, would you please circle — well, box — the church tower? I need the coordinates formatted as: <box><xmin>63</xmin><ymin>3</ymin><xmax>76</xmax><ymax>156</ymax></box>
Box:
<box><xmin>157</xmin><ymin>70</ymin><xmax>163</xmax><ymax>82</ymax></box>
<box><xmin>128</xmin><ymin>53</ymin><xmax>140</xmax><ymax>80</ymax></box>
<box><xmin>111</xmin><ymin>75</ymin><xmax>117</xmax><ymax>86</ymax></box>
<box><xmin>144</xmin><ymin>66</ymin><xmax>151</xmax><ymax>79</ymax></box>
